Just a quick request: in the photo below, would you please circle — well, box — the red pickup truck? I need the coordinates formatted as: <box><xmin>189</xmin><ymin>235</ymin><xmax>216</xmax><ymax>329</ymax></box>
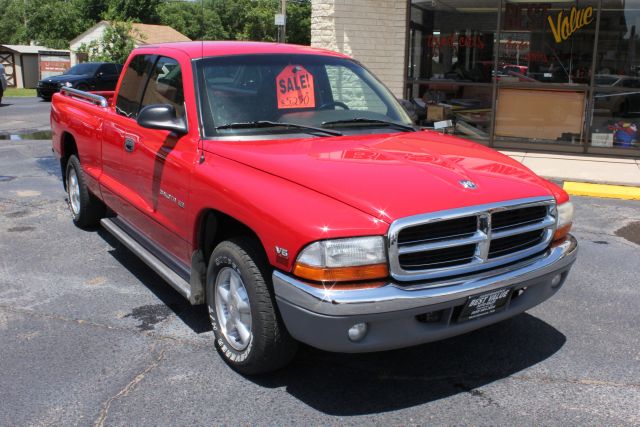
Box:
<box><xmin>51</xmin><ymin>42</ymin><xmax>577</xmax><ymax>374</ymax></box>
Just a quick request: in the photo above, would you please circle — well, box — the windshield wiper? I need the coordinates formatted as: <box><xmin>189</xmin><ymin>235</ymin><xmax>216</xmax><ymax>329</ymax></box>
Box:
<box><xmin>215</xmin><ymin>121</ymin><xmax>342</xmax><ymax>136</ymax></box>
<box><xmin>322</xmin><ymin>118</ymin><xmax>416</xmax><ymax>132</ymax></box>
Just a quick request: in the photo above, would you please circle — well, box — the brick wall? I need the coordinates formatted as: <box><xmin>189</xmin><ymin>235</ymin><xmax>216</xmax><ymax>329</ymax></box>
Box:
<box><xmin>311</xmin><ymin>0</ymin><xmax>408</xmax><ymax>98</ymax></box>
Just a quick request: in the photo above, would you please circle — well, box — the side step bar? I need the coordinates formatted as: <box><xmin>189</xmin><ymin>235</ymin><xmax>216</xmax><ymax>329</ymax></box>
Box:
<box><xmin>101</xmin><ymin>218</ymin><xmax>192</xmax><ymax>301</ymax></box>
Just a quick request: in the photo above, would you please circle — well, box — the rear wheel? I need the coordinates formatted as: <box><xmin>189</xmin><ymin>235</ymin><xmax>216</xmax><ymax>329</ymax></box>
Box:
<box><xmin>66</xmin><ymin>155</ymin><xmax>104</xmax><ymax>228</ymax></box>
<box><xmin>206</xmin><ymin>238</ymin><xmax>297</xmax><ymax>375</ymax></box>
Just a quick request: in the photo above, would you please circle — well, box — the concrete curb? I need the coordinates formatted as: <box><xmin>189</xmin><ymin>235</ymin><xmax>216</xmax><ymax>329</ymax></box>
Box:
<box><xmin>563</xmin><ymin>181</ymin><xmax>640</xmax><ymax>200</ymax></box>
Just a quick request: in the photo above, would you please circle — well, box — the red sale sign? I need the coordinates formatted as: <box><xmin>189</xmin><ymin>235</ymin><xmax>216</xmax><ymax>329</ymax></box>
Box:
<box><xmin>276</xmin><ymin>65</ymin><xmax>315</xmax><ymax>109</ymax></box>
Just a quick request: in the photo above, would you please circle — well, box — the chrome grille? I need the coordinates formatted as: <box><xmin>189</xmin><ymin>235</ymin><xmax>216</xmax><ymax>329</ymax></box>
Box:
<box><xmin>387</xmin><ymin>197</ymin><xmax>557</xmax><ymax>281</ymax></box>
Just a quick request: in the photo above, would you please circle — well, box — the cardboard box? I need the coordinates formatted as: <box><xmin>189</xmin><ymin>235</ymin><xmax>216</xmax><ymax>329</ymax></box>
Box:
<box><xmin>427</xmin><ymin>104</ymin><xmax>451</xmax><ymax>122</ymax></box>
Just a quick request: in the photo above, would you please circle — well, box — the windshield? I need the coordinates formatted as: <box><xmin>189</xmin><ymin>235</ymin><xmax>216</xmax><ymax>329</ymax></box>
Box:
<box><xmin>64</xmin><ymin>63</ymin><xmax>101</xmax><ymax>76</ymax></box>
<box><xmin>196</xmin><ymin>54</ymin><xmax>412</xmax><ymax>137</ymax></box>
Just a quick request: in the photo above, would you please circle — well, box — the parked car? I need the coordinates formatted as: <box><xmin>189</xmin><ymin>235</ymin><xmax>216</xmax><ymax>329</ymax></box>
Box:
<box><xmin>0</xmin><ymin>62</ymin><xmax>7</xmax><ymax>104</ymax></box>
<box><xmin>51</xmin><ymin>42</ymin><xmax>577</xmax><ymax>375</ymax></box>
<box><xmin>37</xmin><ymin>62</ymin><xmax>122</xmax><ymax>101</ymax></box>
<box><xmin>594</xmin><ymin>74</ymin><xmax>640</xmax><ymax>116</ymax></box>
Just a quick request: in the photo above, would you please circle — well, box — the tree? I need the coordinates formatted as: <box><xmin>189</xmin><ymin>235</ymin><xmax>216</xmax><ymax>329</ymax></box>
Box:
<box><xmin>0</xmin><ymin>0</ymin><xmax>311</xmax><ymax>49</ymax></box>
<box><xmin>286</xmin><ymin>0</ymin><xmax>311</xmax><ymax>45</ymax></box>
<box><xmin>24</xmin><ymin>0</ymin><xmax>92</xmax><ymax>49</ymax></box>
<box><xmin>0</xmin><ymin>0</ymin><xmax>92</xmax><ymax>48</ymax></box>
<box><xmin>210</xmin><ymin>0</ymin><xmax>253</xmax><ymax>40</ymax></box>
<box><xmin>239</xmin><ymin>0</ymin><xmax>278</xmax><ymax>42</ymax></box>
<box><xmin>0</xmin><ymin>0</ymin><xmax>29</xmax><ymax>45</ymax></box>
<box><xmin>104</xmin><ymin>0</ymin><xmax>160</xmax><ymax>23</ymax></box>
<box><xmin>77</xmin><ymin>21</ymin><xmax>137</xmax><ymax>63</ymax></box>
<box><xmin>157</xmin><ymin>1</ymin><xmax>227</xmax><ymax>41</ymax></box>
<box><xmin>233</xmin><ymin>0</ymin><xmax>311</xmax><ymax>45</ymax></box>
<box><xmin>77</xmin><ymin>0</ymin><xmax>109</xmax><ymax>22</ymax></box>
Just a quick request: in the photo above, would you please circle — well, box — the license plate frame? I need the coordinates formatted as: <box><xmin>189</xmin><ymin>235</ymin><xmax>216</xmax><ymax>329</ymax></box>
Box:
<box><xmin>458</xmin><ymin>288</ymin><xmax>513</xmax><ymax>322</ymax></box>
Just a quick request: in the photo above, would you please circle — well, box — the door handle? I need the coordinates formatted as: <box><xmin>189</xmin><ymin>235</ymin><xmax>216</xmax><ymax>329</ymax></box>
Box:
<box><xmin>124</xmin><ymin>137</ymin><xmax>135</xmax><ymax>152</ymax></box>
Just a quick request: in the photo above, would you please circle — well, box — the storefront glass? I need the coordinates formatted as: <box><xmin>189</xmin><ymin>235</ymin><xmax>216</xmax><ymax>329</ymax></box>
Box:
<box><xmin>494</xmin><ymin>1</ymin><xmax>597</xmax><ymax>146</ymax></box>
<box><xmin>406</xmin><ymin>0</ymin><xmax>640</xmax><ymax>155</ymax></box>
<box><xmin>591</xmin><ymin>0</ymin><xmax>640</xmax><ymax>149</ymax></box>
<box><xmin>407</xmin><ymin>1</ymin><xmax>498</xmax><ymax>142</ymax></box>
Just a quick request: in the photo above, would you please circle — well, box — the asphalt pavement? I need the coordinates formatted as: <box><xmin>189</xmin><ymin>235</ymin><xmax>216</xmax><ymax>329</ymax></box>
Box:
<box><xmin>0</xmin><ymin>96</ymin><xmax>52</xmax><ymax>134</ymax></box>
<box><xmin>1</xmin><ymin>97</ymin><xmax>639</xmax><ymax>425</ymax></box>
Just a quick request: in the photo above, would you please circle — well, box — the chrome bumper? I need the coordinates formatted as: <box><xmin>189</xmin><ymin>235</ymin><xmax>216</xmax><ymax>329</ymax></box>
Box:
<box><xmin>273</xmin><ymin>235</ymin><xmax>577</xmax><ymax>317</ymax></box>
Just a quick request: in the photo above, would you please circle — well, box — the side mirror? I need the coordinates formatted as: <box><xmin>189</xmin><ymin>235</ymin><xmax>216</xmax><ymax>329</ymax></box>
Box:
<box><xmin>137</xmin><ymin>104</ymin><xmax>188</xmax><ymax>135</ymax></box>
<box><xmin>96</xmin><ymin>72</ymin><xmax>104</xmax><ymax>78</ymax></box>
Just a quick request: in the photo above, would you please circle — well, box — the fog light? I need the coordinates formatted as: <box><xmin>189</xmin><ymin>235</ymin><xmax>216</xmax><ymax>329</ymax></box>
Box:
<box><xmin>348</xmin><ymin>322</ymin><xmax>368</xmax><ymax>342</ymax></box>
<box><xmin>551</xmin><ymin>274</ymin><xmax>562</xmax><ymax>288</ymax></box>
<box><xmin>416</xmin><ymin>310</ymin><xmax>443</xmax><ymax>323</ymax></box>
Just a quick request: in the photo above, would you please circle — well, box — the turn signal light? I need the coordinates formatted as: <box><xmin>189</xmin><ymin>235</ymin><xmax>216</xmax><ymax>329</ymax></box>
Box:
<box><xmin>553</xmin><ymin>201</ymin><xmax>574</xmax><ymax>242</ymax></box>
<box><xmin>553</xmin><ymin>223</ymin><xmax>572</xmax><ymax>242</ymax></box>
<box><xmin>292</xmin><ymin>262</ymin><xmax>389</xmax><ymax>283</ymax></box>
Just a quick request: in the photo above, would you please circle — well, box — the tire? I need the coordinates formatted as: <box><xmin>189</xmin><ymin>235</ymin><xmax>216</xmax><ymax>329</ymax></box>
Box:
<box><xmin>206</xmin><ymin>238</ymin><xmax>297</xmax><ymax>375</ymax></box>
<box><xmin>65</xmin><ymin>155</ymin><xmax>104</xmax><ymax>228</ymax></box>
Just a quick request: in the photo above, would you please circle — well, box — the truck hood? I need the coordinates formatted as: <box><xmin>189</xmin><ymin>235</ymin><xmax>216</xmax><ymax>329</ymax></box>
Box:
<box><xmin>206</xmin><ymin>131</ymin><xmax>555</xmax><ymax>222</ymax></box>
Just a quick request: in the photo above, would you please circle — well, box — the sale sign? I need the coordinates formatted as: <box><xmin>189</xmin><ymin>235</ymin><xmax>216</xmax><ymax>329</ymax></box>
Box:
<box><xmin>276</xmin><ymin>65</ymin><xmax>315</xmax><ymax>109</ymax></box>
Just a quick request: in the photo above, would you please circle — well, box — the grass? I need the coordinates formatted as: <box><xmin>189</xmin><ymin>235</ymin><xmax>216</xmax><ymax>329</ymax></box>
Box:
<box><xmin>3</xmin><ymin>88</ymin><xmax>37</xmax><ymax>97</ymax></box>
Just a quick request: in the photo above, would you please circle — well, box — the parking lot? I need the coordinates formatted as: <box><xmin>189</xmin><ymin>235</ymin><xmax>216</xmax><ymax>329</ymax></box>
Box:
<box><xmin>1</xmin><ymin>97</ymin><xmax>639</xmax><ymax>425</ymax></box>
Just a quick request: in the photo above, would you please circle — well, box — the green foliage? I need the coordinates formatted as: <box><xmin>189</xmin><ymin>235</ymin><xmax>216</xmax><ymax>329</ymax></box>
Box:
<box><xmin>78</xmin><ymin>21</ymin><xmax>137</xmax><ymax>63</ymax></box>
<box><xmin>157</xmin><ymin>1</ymin><xmax>227</xmax><ymax>41</ymax></box>
<box><xmin>286</xmin><ymin>0</ymin><xmax>311</xmax><ymax>45</ymax></box>
<box><xmin>104</xmin><ymin>0</ymin><xmax>160</xmax><ymax>23</ymax></box>
<box><xmin>239</xmin><ymin>0</ymin><xmax>278</xmax><ymax>42</ymax></box>
<box><xmin>210</xmin><ymin>0</ymin><xmax>253</xmax><ymax>40</ymax></box>
<box><xmin>24</xmin><ymin>0</ymin><xmax>92</xmax><ymax>49</ymax></box>
<box><xmin>0</xmin><ymin>0</ymin><xmax>311</xmax><ymax>48</ymax></box>
<box><xmin>0</xmin><ymin>0</ymin><xmax>29</xmax><ymax>45</ymax></box>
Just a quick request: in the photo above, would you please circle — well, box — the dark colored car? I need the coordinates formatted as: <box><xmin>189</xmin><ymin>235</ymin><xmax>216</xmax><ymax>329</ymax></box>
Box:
<box><xmin>593</xmin><ymin>74</ymin><xmax>640</xmax><ymax>116</ymax></box>
<box><xmin>37</xmin><ymin>62</ymin><xmax>123</xmax><ymax>101</ymax></box>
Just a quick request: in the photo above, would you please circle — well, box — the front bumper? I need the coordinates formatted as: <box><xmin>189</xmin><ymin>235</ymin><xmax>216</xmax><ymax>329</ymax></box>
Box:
<box><xmin>273</xmin><ymin>235</ymin><xmax>577</xmax><ymax>353</ymax></box>
<box><xmin>36</xmin><ymin>86</ymin><xmax>59</xmax><ymax>98</ymax></box>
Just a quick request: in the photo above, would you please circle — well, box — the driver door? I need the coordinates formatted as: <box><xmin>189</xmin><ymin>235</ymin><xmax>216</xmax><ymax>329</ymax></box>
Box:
<box><xmin>117</xmin><ymin>56</ymin><xmax>195</xmax><ymax>265</ymax></box>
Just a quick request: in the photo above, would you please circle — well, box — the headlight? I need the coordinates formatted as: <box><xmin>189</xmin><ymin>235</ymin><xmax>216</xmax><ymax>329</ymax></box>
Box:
<box><xmin>64</xmin><ymin>82</ymin><xmax>73</xmax><ymax>87</ymax></box>
<box><xmin>293</xmin><ymin>236</ymin><xmax>388</xmax><ymax>282</ymax></box>
<box><xmin>554</xmin><ymin>201</ymin><xmax>574</xmax><ymax>241</ymax></box>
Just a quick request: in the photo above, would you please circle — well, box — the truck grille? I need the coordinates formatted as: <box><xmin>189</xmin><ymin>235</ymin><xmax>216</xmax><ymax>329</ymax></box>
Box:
<box><xmin>388</xmin><ymin>197</ymin><xmax>557</xmax><ymax>281</ymax></box>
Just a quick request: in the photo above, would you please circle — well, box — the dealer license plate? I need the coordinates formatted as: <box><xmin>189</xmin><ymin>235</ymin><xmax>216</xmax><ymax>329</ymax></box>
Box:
<box><xmin>458</xmin><ymin>288</ymin><xmax>512</xmax><ymax>322</ymax></box>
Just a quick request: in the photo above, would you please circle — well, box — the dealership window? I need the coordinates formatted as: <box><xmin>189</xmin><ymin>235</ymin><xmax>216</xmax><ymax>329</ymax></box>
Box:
<box><xmin>407</xmin><ymin>0</ymin><xmax>498</xmax><ymax>141</ymax></box>
<box><xmin>494</xmin><ymin>1</ymin><xmax>597</xmax><ymax>146</ymax></box>
<box><xmin>406</xmin><ymin>0</ymin><xmax>640</xmax><ymax>154</ymax></box>
<box><xmin>590</xmin><ymin>1</ymin><xmax>640</xmax><ymax>149</ymax></box>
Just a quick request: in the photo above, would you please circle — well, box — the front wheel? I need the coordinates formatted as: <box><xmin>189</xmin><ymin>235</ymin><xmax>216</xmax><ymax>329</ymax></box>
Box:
<box><xmin>206</xmin><ymin>238</ymin><xmax>297</xmax><ymax>375</ymax></box>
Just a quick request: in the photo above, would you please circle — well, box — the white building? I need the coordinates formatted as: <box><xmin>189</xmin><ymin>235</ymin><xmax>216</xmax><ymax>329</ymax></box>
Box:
<box><xmin>311</xmin><ymin>0</ymin><xmax>408</xmax><ymax>98</ymax></box>
<box><xmin>69</xmin><ymin>21</ymin><xmax>191</xmax><ymax>65</ymax></box>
